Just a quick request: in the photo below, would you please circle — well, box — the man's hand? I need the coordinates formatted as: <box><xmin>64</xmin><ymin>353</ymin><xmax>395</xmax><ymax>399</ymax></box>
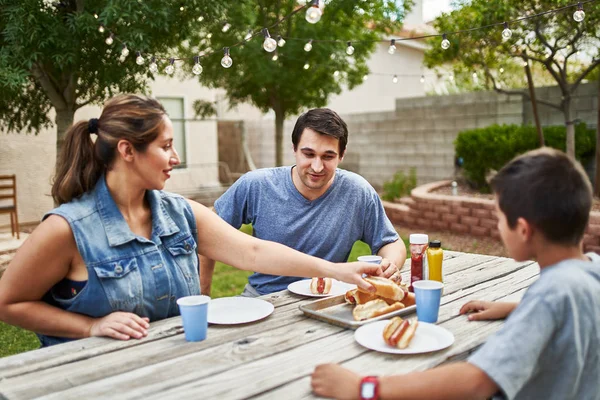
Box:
<box><xmin>89</xmin><ymin>312</ymin><xmax>150</xmax><ymax>340</ymax></box>
<box><xmin>312</xmin><ymin>364</ymin><xmax>361</xmax><ymax>400</ymax></box>
<box><xmin>459</xmin><ymin>300</ymin><xmax>518</xmax><ymax>321</ymax></box>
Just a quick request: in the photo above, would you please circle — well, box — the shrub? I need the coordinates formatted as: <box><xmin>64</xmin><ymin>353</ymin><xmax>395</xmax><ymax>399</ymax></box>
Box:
<box><xmin>455</xmin><ymin>123</ymin><xmax>596</xmax><ymax>190</ymax></box>
<box><xmin>382</xmin><ymin>168</ymin><xmax>417</xmax><ymax>201</ymax></box>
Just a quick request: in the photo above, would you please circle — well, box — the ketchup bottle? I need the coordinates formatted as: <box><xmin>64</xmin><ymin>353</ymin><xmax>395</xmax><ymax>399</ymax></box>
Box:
<box><xmin>409</xmin><ymin>234</ymin><xmax>429</xmax><ymax>292</ymax></box>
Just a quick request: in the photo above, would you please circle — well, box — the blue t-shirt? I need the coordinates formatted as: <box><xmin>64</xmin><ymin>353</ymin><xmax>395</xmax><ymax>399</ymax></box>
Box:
<box><xmin>468</xmin><ymin>254</ymin><xmax>600</xmax><ymax>400</ymax></box>
<box><xmin>214</xmin><ymin>167</ymin><xmax>399</xmax><ymax>294</ymax></box>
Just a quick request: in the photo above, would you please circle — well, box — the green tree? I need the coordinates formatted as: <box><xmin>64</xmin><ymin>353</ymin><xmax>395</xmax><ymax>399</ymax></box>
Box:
<box><xmin>0</xmin><ymin>0</ymin><xmax>220</xmax><ymax>158</ymax></box>
<box><xmin>424</xmin><ymin>0</ymin><xmax>600</xmax><ymax>158</ymax></box>
<box><xmin>177</xmin><ymin>0</ymin><xmax>412</xmax><ymax>166</ymax></box>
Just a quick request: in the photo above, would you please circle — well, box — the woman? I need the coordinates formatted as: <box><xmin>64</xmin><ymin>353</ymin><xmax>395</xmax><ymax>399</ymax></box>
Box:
<box><xmin>0</xmin><ymin>94</ymin><xmax>381</xmax><ymax>346</ymax></box>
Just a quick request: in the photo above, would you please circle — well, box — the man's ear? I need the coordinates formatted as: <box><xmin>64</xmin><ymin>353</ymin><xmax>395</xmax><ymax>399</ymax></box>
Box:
<box><xmin>116</xmin><ymin>139</ymin><xmax>135</xmax><ymax>162</ymax></box>
<box><xmin>515</xmin><ymin>217</ymin><xmax>534</xmax><ymax>242</ymax></box>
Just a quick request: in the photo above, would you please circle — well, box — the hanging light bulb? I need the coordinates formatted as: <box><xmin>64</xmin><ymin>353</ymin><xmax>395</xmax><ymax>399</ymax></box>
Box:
<box><xmin>346</xmin><ymin>41</ymin><xmax>355</xmax><ymax>55</ymax></box>
<box><xmin>179</xmin><ymin>6</ymin><xmax>184</xmax><ymax>11</ymax></box>
<box><xmin>272</xmin><ymin>53</ymin><xmax>279</xmax><ymax>61</ymax></box>
<box><xmin>441</xmin><ymin>33</ymin><xmax>450</xmax><ymax>50</ymax></box>
<box><xmin>206</xmin><ymin>33</ymin><xmax>212</xmax><ymax>39</ymax></box>
<box><xmin>105</xmin><ymin>34</ymin><xmax>114</xmax><ymax>45</ymax></box>
<box><xmin>333</xmin><ymin>70</ymin><xmax>339</xmax><ymax>77</ymax></box>
<box><xmin>277</xmin><ymin>35</ymin><xmax>286</xmax><ymax>47</ymax></box>
<box><xmin>222</xmin><ymin>22</ymin><xmax>231</xmax><ymax>32</ymax></box>
<box><xmin>149</xmin><ymin>57</ymin><xmax>158</xmax><ymax>73</ymax></box>
<box><xmin>363</xmin><ymin>75</ymin><xmax>368</xmax><ymax>81</ymax></box>
<box><xmin>522</xmin><ymin>60</ymin><xmax>528</xmax><ymax>67</ymax></box>
<box><xmin>121</xmin><ymin>45</ymin><xmax>129</xmax><ymax>58</ymax></box>
<box><xmin>244</xmin><ymin>30</ymin><xmax>253</xmax><ymax>42</ymax></box>
<box><xmin>98</xmin><ymin>24</ymin><xmax>105</xmax><ymax>33</ymax></box>
<box><xmin>304</xmin><ymin>39</ymin><xmax>313</xmax><ymax>52</ymax></box>
<box><xmin>388</xmin><ymin>39</ymin><xmax>396</xmax><ymax>55</ymax></box>
<box><xmin>192</xmin><ymin>56</ymin><xmax>203</xmax><ymax>75</ymax></box>
<box><xmin>420</xmin><ymin>75</ymin><xmax>425</xmax><ymax>83</ymax></box>
<box><xmin>221</xmin><ymin>47</ymin><xmax>233</xmax><ymax>68</ymax></box>
<box><xmin>573</xmin><ymin>2</ymin><xmax>585</xmax><ymax>22</ymax></box>
<box><xmin>197</xmin><ymin>16</ymin><xmax>204</xmax><ymax>22</ymax></box>
<box><xmin>472</xmin><ymin>72</ymin><xmax>479</xmax><ymax>84</ymax></box>
<box><xmin>165</xmin><ymin>58</ymin><xmax>175</xmax><ymax>75</ymax></box>
<box><xmin>303</xmin><ymin>63</ymin><xmax>310</xmax><ymax>70</ymax></box>
<box><xmin>499</xmin><ymin>67</ymin><xmax>505</xmax><ymax>74</ymax></box>
<box><xmin>392</xmin><ymin>75</ymin><xmax>398</xmax><ymax>84</ymax></box>
<box><xmin>262</xmin><ymin>28</ymin><xmax>277</xmax><ymax>52</ymax></box>
<box><xmin>135</xmin><ymin>52</ymin><xmax>145</xmax><ymax>65</ymax></box>
<box><xmin>94</xmin><ymin>13</ymin><xmax>98</xmax><ymax>19</ymax></box>
<box><xmin>502</xmin><ymin>22</ymin><xmax>512</xmax><ymax>40</ymax></box>
<box><xmin>306</xmin><ymin>0</ymin><xmax>322</xmax><ymax>24</ymax></box>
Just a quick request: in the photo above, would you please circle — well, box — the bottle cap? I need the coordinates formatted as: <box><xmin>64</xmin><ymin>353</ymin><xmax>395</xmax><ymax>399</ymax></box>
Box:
<box><xmin>429</xmin><ymin>240</ymin><xmax>441</xmax><ymax>248</ymax></box>
<box><xmin>409</xmin><ymin>234</ymin><xmax>429</xmax><ymax>245</ymax></box>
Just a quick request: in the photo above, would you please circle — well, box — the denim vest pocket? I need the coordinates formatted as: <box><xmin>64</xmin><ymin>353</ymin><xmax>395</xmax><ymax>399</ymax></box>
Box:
<box><xmin>166</xmin><ymin>235</ymin><xmax>200</xmax><ymax>291</ymax></box>
<box><xmin>93</xmin><ymin>257</ymin><xmax>143</xmax><ymax>314</ymax></box>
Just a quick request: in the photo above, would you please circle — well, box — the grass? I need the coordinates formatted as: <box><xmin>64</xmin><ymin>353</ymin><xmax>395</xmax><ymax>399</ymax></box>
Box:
<box><xmin>0</xmin><ymin>225</ymin><xmax>407</xmax><ymax>358</ymax></box>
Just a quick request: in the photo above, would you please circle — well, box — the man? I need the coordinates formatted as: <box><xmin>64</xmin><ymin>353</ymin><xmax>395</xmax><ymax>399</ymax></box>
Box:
<box><xmin>200</xmin><ymin>108</ymin><xmax>406</xmax><ymax>297</ymax></box>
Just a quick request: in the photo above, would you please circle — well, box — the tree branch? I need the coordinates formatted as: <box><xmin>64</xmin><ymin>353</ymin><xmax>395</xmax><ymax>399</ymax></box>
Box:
<box><xmin>31</xmin><ymin>63</ymin><xmax>67</xmax><ymax>110</ymax></box>
<box><xmin>572</xmin><ymin>59</ymin><xmax>600</xmax><ymax>93</ymax></box>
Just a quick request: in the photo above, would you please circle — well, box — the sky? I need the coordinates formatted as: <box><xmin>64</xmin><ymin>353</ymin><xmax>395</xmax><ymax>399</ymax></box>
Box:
<box><xmin>422</xmin><ymin>0</ymin><xmax>454</xmax><ymax>22</ymax></box>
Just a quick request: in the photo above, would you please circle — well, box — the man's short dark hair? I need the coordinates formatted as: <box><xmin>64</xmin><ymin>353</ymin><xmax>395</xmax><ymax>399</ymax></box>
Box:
<box><xmin>490</xmin><ymin>147</ymin><xmax>592</xmax><ymax>246</ymax></box>
<box><xmin>291</xmin><ymin>108</ymin><xmax>348</xmax><ymax>156</ymax></box>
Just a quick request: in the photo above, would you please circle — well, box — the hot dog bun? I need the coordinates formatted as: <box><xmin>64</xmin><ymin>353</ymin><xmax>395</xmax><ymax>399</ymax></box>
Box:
<box><xmin>352</xmin><ymin>299</ymin><xmax>405</xmax><ymax>321</ymax></box>
<box><xmin>359</xmin><ymin>276</ymin><xmax>406</xmax><ymax>302</ymax></box>
<box><xmin>400</xmin><ymin>292</ymin><xmax>416</xmax><ymax>307</ymax></box>
<box><xmin>382</xmin><ymin>317</ymin><xmax>419</xmax><ymax>349</ymax></box>
<box><xmin>344</xmin><ymin>289</ymin><xmax>379</xmax><ymax>305</ymax></box>
<box><xmin>310</xmin><ymin>277</ymin><xmax>332</xmax><ymax>294</ymax></box>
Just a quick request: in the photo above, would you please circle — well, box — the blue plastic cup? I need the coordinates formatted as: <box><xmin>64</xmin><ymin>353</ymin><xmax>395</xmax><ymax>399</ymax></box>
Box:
<box><xmin>177</xmin><ymin>295</ymin><xmax>211</xmax><ymax>342</ymax></box>
<box><xmin>413</xmin><ymin>280</ymin><xmax>444</xmax><ymax>323</ymax></box>
<box><xmin>357</xmin><ymin>255</ymin><xmax>382</xmax><ymax>265</ymax></box>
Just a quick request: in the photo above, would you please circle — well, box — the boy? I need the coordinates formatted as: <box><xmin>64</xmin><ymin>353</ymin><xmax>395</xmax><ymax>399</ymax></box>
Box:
<box><xmin>311</xmin><ymin>147</ymin><xmax>600</xmax><ymax>400</ymax></box>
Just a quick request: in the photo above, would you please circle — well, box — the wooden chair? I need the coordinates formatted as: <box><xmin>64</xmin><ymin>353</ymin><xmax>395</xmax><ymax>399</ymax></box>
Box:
<box><xmin>0</xmin><ymin>175</ymin><xmax>19</xmax><ymax>239</ymax></box>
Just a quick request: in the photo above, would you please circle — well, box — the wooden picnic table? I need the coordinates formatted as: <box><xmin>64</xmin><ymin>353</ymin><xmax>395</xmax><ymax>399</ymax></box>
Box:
<box><xmin>0</xmin><ymin>251</ymin><xmax>538</xmax><ymax>400</ymax></box>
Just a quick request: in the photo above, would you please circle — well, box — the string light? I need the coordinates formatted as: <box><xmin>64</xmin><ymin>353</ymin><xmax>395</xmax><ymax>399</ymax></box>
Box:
<box><xmin>98</xmin><ymin>24</ymin><xmax>105</xmax><ymax>33</ymax></box>
<box><xmin>135</xmin><ymin>52</ymin><xmax>145</xmax><ymax>65</ymax></box>
<box><xmin>121</xmin><ymin>45</ymin><xmax>129</xmax><ymax>58</ymax></box>
<box><xmin>165</xmin><ymin>58</ymin><xmax>175</xmax><ymax>75</ymax></box>
<box><xmin>192</xmin><ymin>56</ymin><xmax>203</xmax><ymax>75</ymax></box>
<box><xmin>499</xmin><ymin>67</ymin><xmax>504</xmax><ymax>74</ymax></box>
<box><xmin>502</xmin><ymin>22</ymin><xmax>512</xmax><ymax>40</ymax></box>
<box><xmin>222</xmin><ymin>22</ymin><xmax>231</xmax><ymax>33</ymax></box>
<box><xmin>244</xmin><ymin>30</ymin><xmax>253</xmax><ymax>41</ymax></box>
<box><xmin>221</xmin><ymin>47</ymin><xmax>233</xmax><ymax>68</ymax></box>
<box><xmin>346</xmin><ymin>41</ymin><xmax>355</xmax><ymax>55</ymax></box>
<box><xmin>93</xmin><ymin>13</ymin><xmax>98</xmax><ymax>19</ymax></box>
<box><xmin>333</xmin><ymin>70</ymin><xmax>340</xmax><ymax>77</ymax></box>
<box><xmin>277</xmin><ymin>35</ymin><xmax>286</xmax><ymax>47</ymax></box>
<box><xmin>388</xmin><ymin>39</ymin><xmax>396</xmax><ymax>55</ymax></box>
<box><xmin>149</xmin><ymin>57</ymin><xmax>158</xmax><ymax>73</ymax></box>
<box><xmin>392</xmin><ymin>75</ymin><xmax>398</xmax><ymax>83</ymax></box>
<box><xmin>197</xmin><ymin>16</ymin><xmax>204</xmax><ymax>22</ymax></box>
<box><xmin>306</xmin><ymin>0</ymin><xmax>322</xmax><ymax>24</ymax></box>
<box><xmin>304</xmin><ymin>63</ymin><xmax>310</xmax><ymax>69</ymax></box>
<box><xmin>420</xmin><ymin>75</ymin><xmax>425</xmax><ymax>83</ymax></box>
<box><xmin>179</xmin><ymin>6</ymin><xmax>184</xmax><ymax>11</ymax></box>
<box><xmin>262</xmin><ymin>29</ymin><xmax>277</xmax><ymax>52</ymax></box>
<box><xmin>105</xmin><ymin>33</ymin><xmax>114</xmax><ymax>45</ymax></box>
<box><xmin>304</xmin><ymin>39</ymin><xmax>313</xmax><ymax>52</ymax></box>
<box><xmin>573</xmin><ymin>2</ymin><xmax>585</xmax><ymax>21</ymax></box>
<box><xmin>441</xmin><ymin>33</ymin><xmax>450</xmax><ymax>50</ymax></box>
<box><xmin>363</xmin><ymin>75</ymin><xmax>368</xmax><ymax>81</ymax></box>
<box><xmin>272</xmin><ymin>53</ymin><xmax>279</xmax><ymax>61</ymax></box>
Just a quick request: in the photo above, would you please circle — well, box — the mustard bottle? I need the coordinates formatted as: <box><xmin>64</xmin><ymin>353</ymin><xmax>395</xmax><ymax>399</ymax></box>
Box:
<box><xmin>427</xmin><ymin>240</ymin><xmax>443</xmax><ymax>283</ymax></box>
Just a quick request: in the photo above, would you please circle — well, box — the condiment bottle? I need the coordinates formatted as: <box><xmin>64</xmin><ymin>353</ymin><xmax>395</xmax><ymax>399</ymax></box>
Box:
<box><xmin>409</xmin><ymin>234</ymin><xmax>429</xmax><ymax>292</ymax></box>
<box><xmin>427</xmin><ymin>240</ymin><xmax>443</xmax><ymax>283</ymax></box>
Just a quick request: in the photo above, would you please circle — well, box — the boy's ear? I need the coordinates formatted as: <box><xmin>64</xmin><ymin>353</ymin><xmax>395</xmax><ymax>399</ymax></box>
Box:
<box><xmin>515</xmin><ymin>217</ymin><xmax>534</xmax><ymax>242</ymax></box>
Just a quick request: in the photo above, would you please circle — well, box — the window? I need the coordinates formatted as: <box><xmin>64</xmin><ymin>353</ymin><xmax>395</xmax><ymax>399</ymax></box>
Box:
<box><xmin>158</xmin><ymin>97</ymin><xmax>187</xmax><ymax>167</ymax></box>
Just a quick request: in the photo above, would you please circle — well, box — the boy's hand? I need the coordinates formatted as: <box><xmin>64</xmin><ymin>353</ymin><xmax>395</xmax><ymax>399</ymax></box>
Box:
<box><xmin>380</xmin><ymin>258</ymin><xmax>399</xmax><ymax>278</ymax></box>
<box><xmin>311</xmin><ymin>364</ymin><xmax>361</xmax><ymax>399</ymax></box>
<box><xmin>460</xmin><ymin>300</ymin><xmax>518</xmax><ymax>321</ymax></box>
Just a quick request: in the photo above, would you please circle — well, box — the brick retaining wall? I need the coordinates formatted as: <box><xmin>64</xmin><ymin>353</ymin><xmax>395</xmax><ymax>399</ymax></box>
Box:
<box><xmin>383</xmin><ymin>181</ymin><xmax>600</xmax><ymax>254</ymax></box>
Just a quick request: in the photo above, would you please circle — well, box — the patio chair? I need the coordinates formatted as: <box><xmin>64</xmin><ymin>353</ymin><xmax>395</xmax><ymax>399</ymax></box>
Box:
<box><xmin>0</xmin><ymin>175</ymin><xmax>19</xmax><ymax>239</ymax></box>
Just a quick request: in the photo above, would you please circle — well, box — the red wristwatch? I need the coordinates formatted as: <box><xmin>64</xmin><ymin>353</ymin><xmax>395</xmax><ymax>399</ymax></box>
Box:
<box><xmin>360</xmin><ymin>376</ymin><xmax>379</xmax><ymax>400</ymax></box>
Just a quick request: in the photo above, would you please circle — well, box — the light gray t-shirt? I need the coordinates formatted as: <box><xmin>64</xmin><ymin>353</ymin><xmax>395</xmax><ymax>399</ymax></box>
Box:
<box><xmin>468</xmin><ymin>253</ymin><xmax>600</xmax><ymax>400</ymax></box>
<box><xmin>214</xmin><ymin>167</ymin><xmax>399</xmax><ymax>295</ymax></box>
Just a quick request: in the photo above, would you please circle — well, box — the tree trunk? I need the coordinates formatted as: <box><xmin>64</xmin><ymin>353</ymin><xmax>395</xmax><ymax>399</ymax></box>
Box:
<box><xmin>524</xmin><ymin>62</ymin><xmax>544</xmax><ymax>146</ymax></box>
<box><xmin>55</xmin><ymin>108</ymin><xmax>75</xmax><ymax>169</ymax></box>
<box><xmin>595</xmin><ymin>78</ymin><xmax>600</xmax><ymax>197</ymax></box>
<box><xmin>564</xmin><ymin>96</ymin><xmax>575</xmax><ymax>158</ymax></box>
<box><xmin>274</xmin><ymin>106</ymin><xmax>285</xmax><ymax>167</ymax></box>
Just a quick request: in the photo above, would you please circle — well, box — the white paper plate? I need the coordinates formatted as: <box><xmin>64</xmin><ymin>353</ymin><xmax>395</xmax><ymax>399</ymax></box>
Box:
<box><xmin>207</xmin><ymin>297</ymin><xmax>274</xmax><ymax>325</ymax></box>
<box><xmin>287</xmin><ymin>279</ymin><xmax>357</xmax><ymax>298</ymax></box>
<box><xmin>354</xmin><ymin>320</ymin><xmax>454</xmax><ymax>354</ymax></box>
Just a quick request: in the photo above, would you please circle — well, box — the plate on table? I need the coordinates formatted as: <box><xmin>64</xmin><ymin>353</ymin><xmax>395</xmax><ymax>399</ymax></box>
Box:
<box><xmin>287</xmin><ymin>279</ymin><xmax>357</xmax><ymax>298</ymax></box>
<box><xmin>207</xmin><ymin>297</ymin><xmax>274</xmax><ymax>325</ymax></box>
<box><xmin>354</xmin><ymin>320</ymin><xmax>454</xmax><ymax>354</ymax></box>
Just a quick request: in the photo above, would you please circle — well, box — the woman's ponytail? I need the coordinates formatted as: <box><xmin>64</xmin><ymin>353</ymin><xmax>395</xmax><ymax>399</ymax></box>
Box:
<box><xmin>51</xmin><ymin>120</ymin><xmax>104</xmax><ymax>205</ymax></box>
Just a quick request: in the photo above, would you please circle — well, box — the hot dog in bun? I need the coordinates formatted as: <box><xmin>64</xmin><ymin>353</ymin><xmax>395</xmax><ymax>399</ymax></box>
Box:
<box><xmin>382</xmin><ymin>317</ymin><xmax>418</xmax><ymax>349</ymax></box>
<box><xmin>310</xmin><ymin>277</ymin><xmax>332</xmax><ymax>295</ymax></box>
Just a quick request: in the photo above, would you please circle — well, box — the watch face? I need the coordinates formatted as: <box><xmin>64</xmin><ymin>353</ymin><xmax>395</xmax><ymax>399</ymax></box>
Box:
<box><xmin>361</xmin><ymin>382</ymin><xmax>376</xmax><ymax>399</ymax></box>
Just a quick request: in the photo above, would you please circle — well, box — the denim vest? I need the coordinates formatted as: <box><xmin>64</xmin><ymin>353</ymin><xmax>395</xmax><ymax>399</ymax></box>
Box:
<box><xmin>38</xmin><ymin>175</ymin><xmax>200</xmax><ymax>346</ymax></box>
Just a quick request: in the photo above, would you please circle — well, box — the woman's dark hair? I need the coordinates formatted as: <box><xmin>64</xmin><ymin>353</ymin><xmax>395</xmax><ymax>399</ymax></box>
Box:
<box><xmin>52</xmin><ymin>94</ymin><xmax>166</xmax><ymax>205</ymax></box>
<box><xmin>291</xmin><ymin>108</ymin><xmax>348</xmax><ymax>156</ymax></box>
<box><xmin>490</xmin><ymin>147</ymin><xmax>592</xmax><ymax>245</ymax></box>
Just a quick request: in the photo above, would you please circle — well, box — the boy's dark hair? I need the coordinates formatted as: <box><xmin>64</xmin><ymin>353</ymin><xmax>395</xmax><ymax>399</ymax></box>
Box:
<box><xmin>291</xmin><ymin>108</ymin><xmax>348</xmax><ymax>157</ymax></box>
<box><xmin>490</xmin><ymin>147</ymin><xmax>592</xmax><ymax>245</ymax></box>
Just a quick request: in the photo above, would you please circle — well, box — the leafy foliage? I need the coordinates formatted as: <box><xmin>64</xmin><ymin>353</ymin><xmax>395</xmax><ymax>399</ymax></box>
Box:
<box><xmin>455</xmin><ymin>123</ymin><xmax>596</xmax><ymax>190</ymax></box>
<box><xmin>193</xmin><ymin>99</ymin><xmax>217</xmax><ymax>119</ymax></box>
<box><xmin>381</xmin><ymin>168</ymin><xmax>417</xmax><ymax>201</ymax></box>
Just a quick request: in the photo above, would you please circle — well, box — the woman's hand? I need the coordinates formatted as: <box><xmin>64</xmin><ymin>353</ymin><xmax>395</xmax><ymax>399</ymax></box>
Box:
<box><xmin>334</xmin><ymin>262</ymin><xmax>384</xmax><ymax>293</ymax></box>
<box><xmin>312</xmin><ymin>363</ymin><xmax>360</xmax><ymax>399</ymax></box>
<box><xmin>459</xmin><ymin>300</ymin><xmax>518</xmax><ymax>321</ymax></box>
<box><xmin>89</xmin><ymin>312</ymin><xmax>150</xmax><ymax>340</ymax></box>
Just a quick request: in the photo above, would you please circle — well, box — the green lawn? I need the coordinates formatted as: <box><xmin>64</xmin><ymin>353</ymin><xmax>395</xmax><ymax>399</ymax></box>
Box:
<box><xmin>0</xmin><ymin>226</ymin><xmax>404</xmax><ymax>358</ymax></box>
